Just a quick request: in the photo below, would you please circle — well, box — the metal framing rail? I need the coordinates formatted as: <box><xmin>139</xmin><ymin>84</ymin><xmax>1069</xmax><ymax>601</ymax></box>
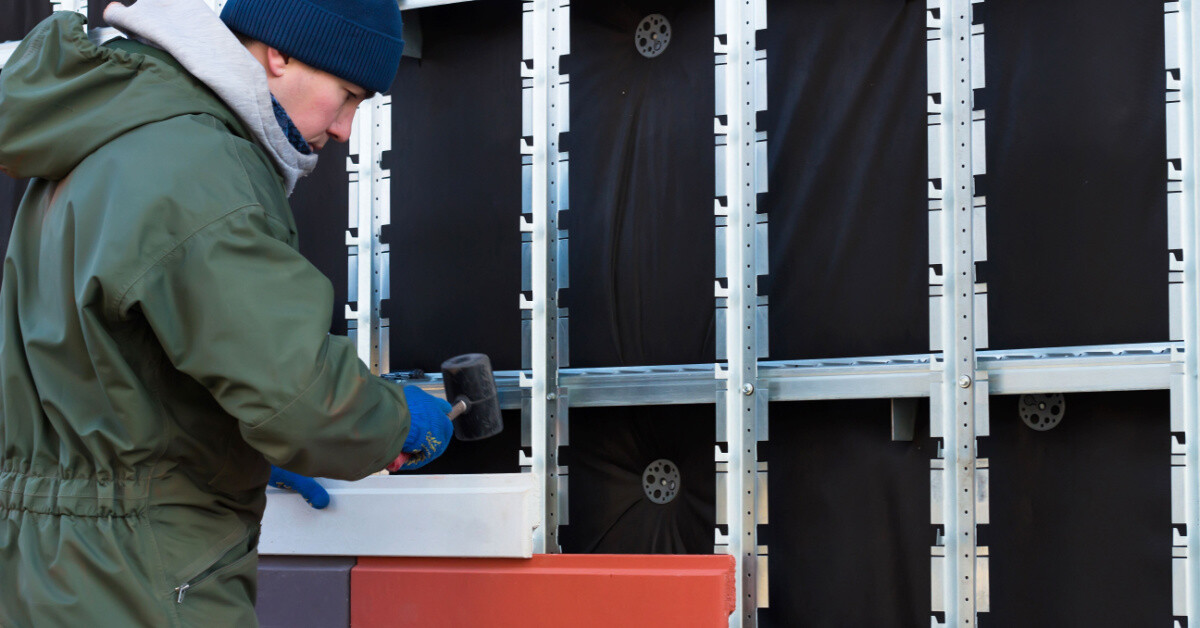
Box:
<box><xmin>927</xmin><ymin>0</ymin><xmax>988</xmax><ymax>624</ymax></box>
<box><xmin>397</xmin><ymin>342</ymin><xmax>1179</xmax><ymax>411</ymax></box>
<box><xmin>346</xmin><ymin>95</ymin><xmax>393</xmax><ymax>375</ymax></box>
<box><xmin>713</xmin><ymin>0</ymin><xmax>770</xmax><ymax>623</ymax></box>
<box><xmin>518</xmin><ymin>0</ymin><xmax>570</xmax><ymax>554</ymax></box>
<box><xmin>1167</xmin><ymin>2</ymin><xmax>1200</xmax><ymax>624</ymax></box>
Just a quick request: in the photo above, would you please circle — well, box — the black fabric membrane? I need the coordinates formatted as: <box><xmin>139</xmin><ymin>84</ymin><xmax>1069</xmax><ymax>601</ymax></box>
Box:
<box><xmin>981</xmin><ymin>392</ymin><xmax>1171</xmax><ymax>626</ymax></box>
<box><xmin>291</xmin><ymin>140</ymin><xmax>350</xmax><ymax>336</ymax></box>
<box><xmin>760</xmin><ymin>400</ymin><xmax>931</xmax><ymax>628</ymax></box>
<box><xmin>386</xmin><ymin>0</ymin><xmax>523</xmax><ymax>374</ymax></box>
<box><xmin>983</xmin><ymin>0</ymin><xmax>1167</xmax><ymax>349</ymax></box>
<box><xmin>560</xmin><ymin>405</ymin><xmax>715</xmax><ymax>554</ymax></box>
<box><xmin>762</xmin><ymin>0</ymin><xmax>929</xmax><ymax>361</ymax></box>
<box><xmin>564</xmin><ymin>0</ymin><xmax>717</xmax><ymax>368</ymax></box>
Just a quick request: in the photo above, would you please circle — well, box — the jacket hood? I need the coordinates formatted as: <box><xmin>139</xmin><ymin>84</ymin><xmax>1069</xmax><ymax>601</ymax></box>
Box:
<box><xmin>0</xmin><ymin>12</ymin><xmax>245</xmax><ymax>182</ymax></box>
<box><xmin>104</xmin><ymin>0</ymin><xmax>318</xmax><ymax>194</ymax></box>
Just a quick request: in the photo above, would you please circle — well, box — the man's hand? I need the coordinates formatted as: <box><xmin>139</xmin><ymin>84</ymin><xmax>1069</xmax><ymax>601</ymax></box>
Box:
<box><xmin>268</xmin><ymin>466</ymin><xmax>330</xmax><ymax>509</ymax></box>
<box><xmin>387</xmin><ymin>385</ymin><xmax>454</xmax><ymax>472</ymax></box>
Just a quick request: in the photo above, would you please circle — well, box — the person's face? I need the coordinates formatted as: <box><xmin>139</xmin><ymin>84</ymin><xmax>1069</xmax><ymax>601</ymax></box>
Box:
<box><xmin>264</xmin><ymin>48</ymin><xmax>369</xmax><ymax>151</ymax></box>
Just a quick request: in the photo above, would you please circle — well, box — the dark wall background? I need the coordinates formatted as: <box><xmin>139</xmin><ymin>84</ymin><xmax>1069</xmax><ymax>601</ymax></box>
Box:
<box><xmin>762</xmin><ymin>0</ymin><xmax>929</xmax><ymax>361</ymax></box>
<box><xmin>761</xmin><ymin>399</ymin><xmax>932</xmax><ymax>628</ymax></box>
<box><xmin>983</xmin><ymin>0</ymin><xmax>1167</xmax><ymax>349</ymax></box>
<box><xmin>386</xmin><ymin>0</ymin><xmax>523</xmax><ymax>374</ymax></box>
<box><xmin>981</xmin><ymin>392</ymin><xmax>1172</xmax><ymax>627</ymax></box>
<box><xmin>563</xmin><ymin>0</ymin><xmax>717</xmax><ymax>368</ymax></box>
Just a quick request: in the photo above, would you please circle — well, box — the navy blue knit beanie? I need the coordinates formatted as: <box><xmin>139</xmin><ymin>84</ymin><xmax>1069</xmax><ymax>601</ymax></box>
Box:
<box><xmin>220</xmin><ymin>0</ymin><xmax>404</xmax><ymax>94</ymax></box>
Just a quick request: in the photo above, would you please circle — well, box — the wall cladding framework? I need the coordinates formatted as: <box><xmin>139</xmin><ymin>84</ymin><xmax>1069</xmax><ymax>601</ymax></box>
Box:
<box><xmin>0</xmin><ymin>1</ymin><xmax>1190</xmax><ymax>626</ymax></box>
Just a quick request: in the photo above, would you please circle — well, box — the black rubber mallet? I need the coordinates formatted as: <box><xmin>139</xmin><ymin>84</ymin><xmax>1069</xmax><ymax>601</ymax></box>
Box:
<box><xmin>439</xmin><ymin>353</ymin><xmax>503</xmax><ymax>441</ymax></box>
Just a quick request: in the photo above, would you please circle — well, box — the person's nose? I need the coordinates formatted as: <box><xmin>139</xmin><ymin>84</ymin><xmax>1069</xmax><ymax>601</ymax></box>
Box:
<box><xmin>327</xmin><ymin>109</ymin><xmax>356</xmax><ymax>144</ymax></box>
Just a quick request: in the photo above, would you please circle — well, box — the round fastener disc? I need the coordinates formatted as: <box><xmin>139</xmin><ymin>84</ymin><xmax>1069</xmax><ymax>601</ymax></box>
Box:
<box><xmin>635</xmin><ymin>14</ymin><xmax>671</xmax><ymax>58</ymax></box>
<box><xmin>642</xmin><ymin>459</ymin><xmax>681</xmax><ymax>505</ymax></box>
<box><xmin>1019</xmin><ymin>393</ymin><xmax>1065</xmax><ymax>431</ymax></box>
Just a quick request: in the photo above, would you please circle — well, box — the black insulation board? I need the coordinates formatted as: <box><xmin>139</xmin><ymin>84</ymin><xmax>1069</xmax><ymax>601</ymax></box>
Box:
<box><xmin>291</xmin><ymin>139</ymin><xmax>350</xmax><ymax>336</ymax></box>
<box><xmin>563</xmin><ymin>0</ymin><xmax>717</xmax><ymax>368</ymax></box>
<box><xmin>760</xmin><ymin>400</ymin><xmax>932</xmax><ymax>628</ymax></box>
<box><xmin>761</xmin><ymin>0</ymin><xmax>929</xmax><ymax>361</ymax></box>
<box><xmin>983</xmin><ymin>0</ymin><xmax>1168</xmax><ymax>349</ymax></box>
<box><xmin>3</xmin><ymin>0</ymin><xmax>50</xmax><ymax>41</ymax></box>
<box><xmin>386</xmin><ymin>0</ymin><xmax>523</xmax><ymax>374</ymax></box>
<box><xmin>560</xmin><ymin>405</ymin><xmax>715</xmax><ymax>555</ymax></box>
<box><xmin>980</xmin><ymin>392</ymin><xmax>1171</xmax><ymax>626</ymax></box>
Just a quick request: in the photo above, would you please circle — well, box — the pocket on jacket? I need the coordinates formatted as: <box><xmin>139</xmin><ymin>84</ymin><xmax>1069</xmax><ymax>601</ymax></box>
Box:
<box><xmin>174</xmin><ymin>523</ymin><xmax>259</xmax><ymax>593</ymax></box>
<box><xmin>170</xmin><ymin>525</ymin><xmax>259</xmax><ymax>624</ymax></box>
<box><xmin>171</xmin><ymin>528</ymin><xmax>260</xmax><ymax>627</ymax></box>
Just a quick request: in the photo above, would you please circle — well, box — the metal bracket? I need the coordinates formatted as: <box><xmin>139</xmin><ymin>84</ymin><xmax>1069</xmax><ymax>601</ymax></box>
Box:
<box><xmin>892</xmin><ymin>398</ymin><xmax>918</xmax><ymax>441</ymax></box>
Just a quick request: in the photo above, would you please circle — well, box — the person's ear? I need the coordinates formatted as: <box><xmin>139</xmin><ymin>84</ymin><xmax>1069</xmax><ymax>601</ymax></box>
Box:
<box><xmin>264</xmin><ymin>47</ymin><xmax>290</xmax><ymax>79</ymax></box>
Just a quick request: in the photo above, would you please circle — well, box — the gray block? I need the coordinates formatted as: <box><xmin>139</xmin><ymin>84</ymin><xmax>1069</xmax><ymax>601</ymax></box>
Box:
<box><xmin>256</xmin><ymin>556</ymin><xmax>356</xmax><ymax>628</ymax></box>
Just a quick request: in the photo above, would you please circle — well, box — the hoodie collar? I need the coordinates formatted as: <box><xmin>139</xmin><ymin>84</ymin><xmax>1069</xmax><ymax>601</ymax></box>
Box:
<box><xmin>104</xmin><ymin>0</ymin><xmax>317</xmax><ymax>195</ymax></box>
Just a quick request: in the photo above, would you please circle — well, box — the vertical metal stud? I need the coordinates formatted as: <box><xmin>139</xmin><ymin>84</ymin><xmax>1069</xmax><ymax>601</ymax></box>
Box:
<box><xmin>927</xmin><ymin>0</ymin><xmax>988</xmax><ymax>625</ymax></box>
<box><xmin>1166</xmin><ymin>2</ymin><xmax>1200</xmax><ymax>624</ymax></box>
<box><xmin>49</xmin><ymin>0</ymin><xmax>87</xmax><ymax>15</ymax></box>
<box><xmin>519</xmin><ymin>0</ymin><xmax>570</xmax><ymax>554</ymax></box>
<box><xmin>714</xmin><ymin>0</ymin><xmax>768</xmax><ymax>624</ymax></box>
<box><xmin>346</xmin><ymin>95</ymin><xmax>392</xmax><ymax>374</ymax></box>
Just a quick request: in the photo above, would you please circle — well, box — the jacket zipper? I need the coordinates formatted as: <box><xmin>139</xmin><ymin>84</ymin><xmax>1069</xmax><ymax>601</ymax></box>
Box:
<box><xmin>168</xmin><ymin>524</ymin><xmax>260</xmax><ymax>605</ymax></box>
<box><xmin>171</xmin><ymin>531</ymin><xmax>259</xmax><ymax>604</ymax></box>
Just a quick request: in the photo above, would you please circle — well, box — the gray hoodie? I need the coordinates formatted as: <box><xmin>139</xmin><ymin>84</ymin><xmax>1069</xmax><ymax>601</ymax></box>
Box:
<box><xmin>104</xmin><ymin>0</ymin><xmax>318</xmax><ymax>195</ymax></box>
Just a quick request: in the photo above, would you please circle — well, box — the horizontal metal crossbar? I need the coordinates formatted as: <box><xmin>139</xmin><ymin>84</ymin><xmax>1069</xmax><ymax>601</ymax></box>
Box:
<box><xmin>391</xmin><ymin>341</ymin><xmax>1178</xmax><ymax>409</ymax></box>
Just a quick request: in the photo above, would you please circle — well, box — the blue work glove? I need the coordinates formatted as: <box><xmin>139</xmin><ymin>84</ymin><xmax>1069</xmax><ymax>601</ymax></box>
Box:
<box><xmin>387</xmin><ymin>385</ymin><xmax>454</xmax><ymax>472</ymax></box>
<box><xmin>268</xmin><ymin>466</ymin><xmax>330</xmax><ymax>509</ymax></box>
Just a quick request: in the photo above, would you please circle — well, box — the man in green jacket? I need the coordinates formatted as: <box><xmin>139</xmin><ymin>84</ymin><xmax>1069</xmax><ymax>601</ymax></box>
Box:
<box><xmin>0</xmin><ymin>0</ymin><xmax>453</xmax><ymax>625</ymax></box>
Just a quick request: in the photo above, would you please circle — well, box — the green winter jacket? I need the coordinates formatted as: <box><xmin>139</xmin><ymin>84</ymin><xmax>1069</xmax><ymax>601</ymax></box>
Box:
<box><xmin>0</xmin><ymin>13</ymin><xmax>410</xmax><ymax>627</ymax></box>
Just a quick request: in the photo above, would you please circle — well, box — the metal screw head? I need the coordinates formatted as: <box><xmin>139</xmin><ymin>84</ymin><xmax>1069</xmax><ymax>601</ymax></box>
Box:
<box><xmin>741</xmin><ymin>383</ymin><xmax>755</xmax><ymax>396</ymax></box>
<box><xmin>546</xmin><ymin>392</ymin><xmax>557</xmax><ymax>401</ymax></box>
<box><xmin>958</xmin><ymin>375</ymin><xmax>972</xmax><ymax>389</ymax></box>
